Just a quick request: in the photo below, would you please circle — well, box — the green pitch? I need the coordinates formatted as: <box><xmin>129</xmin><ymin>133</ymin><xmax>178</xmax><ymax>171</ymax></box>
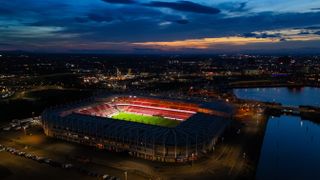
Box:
<box><xmin>111</xmin><ymin>112</ymin><xmax>180</xmax><ymax>127</ymax></box>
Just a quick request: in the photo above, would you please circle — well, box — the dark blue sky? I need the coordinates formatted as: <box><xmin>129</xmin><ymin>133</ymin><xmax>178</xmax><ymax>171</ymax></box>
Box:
<box><xmin>1</xmin><ymin>0</ymin><xmax>320</xmax><ymax>53</ymax></box>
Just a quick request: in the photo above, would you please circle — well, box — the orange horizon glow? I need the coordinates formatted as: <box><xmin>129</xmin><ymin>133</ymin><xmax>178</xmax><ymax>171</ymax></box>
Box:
<box><xmin>133</xmin><ymin>36</ymin><xmax>280</xmax><ymax>49</ymax></box>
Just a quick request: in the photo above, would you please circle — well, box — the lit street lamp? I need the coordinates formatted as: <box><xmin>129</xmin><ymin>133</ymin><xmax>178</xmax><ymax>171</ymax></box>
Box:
<box><xmin>124</xmin><ymin>171</ymin><xmax>127</xmax><ymax>180</ymax></box>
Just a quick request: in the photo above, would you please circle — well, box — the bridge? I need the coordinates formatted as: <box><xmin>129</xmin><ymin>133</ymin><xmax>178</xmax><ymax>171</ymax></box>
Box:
<box><xmin>237</xmin><ymin>99</ymin><xmax>320</xmax><ymax>122</ymax></box>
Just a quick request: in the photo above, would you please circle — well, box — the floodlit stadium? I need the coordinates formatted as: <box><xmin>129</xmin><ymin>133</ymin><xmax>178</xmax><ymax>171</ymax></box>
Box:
<box><xmin>42</xmin><ymin>95</ymin><xmax>233</xmax><ymax>162</ymax></box>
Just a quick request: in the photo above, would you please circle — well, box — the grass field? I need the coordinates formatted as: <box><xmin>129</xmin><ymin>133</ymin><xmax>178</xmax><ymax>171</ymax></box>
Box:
<box><xmin>111</xmin><ymin>112</ymin><xmax>180</xmax><ymax>127</ymax></box>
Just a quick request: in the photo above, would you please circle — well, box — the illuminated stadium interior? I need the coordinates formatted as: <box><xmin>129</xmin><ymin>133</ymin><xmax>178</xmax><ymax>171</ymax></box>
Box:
<box><xmin>42</xmin><ymin>95</ymin><xmax>233</xmax><ymax>162</ymax></box>
<box><xmin>69</xmin><ymin>96</ymin><xmax>199</xmax><ymax>127</ymax></box>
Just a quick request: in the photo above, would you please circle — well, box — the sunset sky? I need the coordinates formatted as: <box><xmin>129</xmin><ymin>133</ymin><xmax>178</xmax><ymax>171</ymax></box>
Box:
<box><xmin>1</xmin><ymin>0</ymin><xmax>320</xmax><ymax>53</ymax></box>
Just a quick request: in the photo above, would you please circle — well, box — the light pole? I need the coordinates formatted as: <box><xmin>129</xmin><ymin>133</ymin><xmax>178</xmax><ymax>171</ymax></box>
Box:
<box><xmin>124</xmin><ymin>171</ymin><xmax>127</xmax><ymax>180</ymax></box>
<box><xmin>23</xmin><ymin>127</ymin><xmax>26</xmax><ymax>136</ymax></box>
<box><xmin>191</xmin><ymin>153</ymin><xmax>194</xmax><ymax>167</ymax></box>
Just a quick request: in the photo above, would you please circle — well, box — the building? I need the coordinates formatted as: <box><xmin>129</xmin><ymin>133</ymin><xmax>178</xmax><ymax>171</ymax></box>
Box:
<box><xmin>41</xmin><ymin>95</ymin><xmax>233</xmax><ymax>162</ymax></box>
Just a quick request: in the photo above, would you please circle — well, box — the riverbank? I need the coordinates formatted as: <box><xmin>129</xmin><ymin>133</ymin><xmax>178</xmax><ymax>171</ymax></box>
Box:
<box><xmin>233</xmin><ymin>87</ymin><xmax>320</xmax><ymax>123</ymax></box>
<box><xmin>228</xmin><ymin>80</ymin><xmax>320</xmax><ymax>89</ymax></box>
<box><xmin>232</xmin><ymin>86</ymin><xmax>320</xmax><ymax>179</ymax></box>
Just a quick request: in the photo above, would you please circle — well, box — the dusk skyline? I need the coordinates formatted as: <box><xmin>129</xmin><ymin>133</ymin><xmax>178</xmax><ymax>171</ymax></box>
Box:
<box><xmin>1</xmin><ymin>0</ymin><xmax>320</xmax><ymax>53</ymax></box>
<box><xmin>2</xmin><ymin>2</ymin><xmax>320</xmax><ymax>179</ymax></box>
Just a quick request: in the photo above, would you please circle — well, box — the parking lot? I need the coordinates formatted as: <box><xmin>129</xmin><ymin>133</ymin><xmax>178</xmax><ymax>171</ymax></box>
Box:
<box><xmin>0</xmin><ymin>118</ymin><xmax>140</xmax><ymax>180</ymax></box>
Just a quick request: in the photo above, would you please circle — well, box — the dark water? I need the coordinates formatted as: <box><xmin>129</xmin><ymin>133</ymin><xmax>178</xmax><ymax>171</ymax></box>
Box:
<box><xmin>234</xmin><ymin>87</ymin><xmax>320</xmax><ymax>107</ymax></box>
<box><xmin>234</xmin><ymin>87</ymin><xmax>320</xmax><ymax>180</ymax></box>
<box><xmin>256</xmin><ymin>116</ymin><xmax>320</xmax><ymax>180</ymax></box>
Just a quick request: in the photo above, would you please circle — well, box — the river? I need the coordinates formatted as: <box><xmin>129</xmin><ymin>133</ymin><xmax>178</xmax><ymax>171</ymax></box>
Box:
<box><xmin>234</xmin><ymin>87</ymin><xmax>320</xmax><ymax>107</ymax></box>
<box><xmin>234</xmin><ymin>87</ymin><xmax>320</xmax><ymax>180</ymax></box>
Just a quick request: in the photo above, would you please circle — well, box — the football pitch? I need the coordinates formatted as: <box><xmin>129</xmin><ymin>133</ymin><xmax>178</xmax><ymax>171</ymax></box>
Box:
<box><xmin>111</xmin><ymin>112</ymin><xmax>180</xmax><ymax>127</ymax></box>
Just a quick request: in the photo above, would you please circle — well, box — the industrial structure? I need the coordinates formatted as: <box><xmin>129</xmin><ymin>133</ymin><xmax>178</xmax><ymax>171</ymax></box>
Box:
<box><xmin>41</xmin><ymin>95</ymin><xmax>233</xmax><ymax>162</ymax></box>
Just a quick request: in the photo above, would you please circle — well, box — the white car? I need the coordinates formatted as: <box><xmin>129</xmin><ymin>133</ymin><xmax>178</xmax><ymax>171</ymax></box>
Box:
<box><xmin>3</xmin><ymin>127</ymin><xmax>11</xmax><ymax>131</ymax></box>
<box><xmin>102</xmin><ymin>174</ymin><xmax>110</xmax><ymax>179</ymax></box>
<box><xmin>62</xmin><ymin>163</ymin><xmax>73</xmax><ymax>169</ymax></box>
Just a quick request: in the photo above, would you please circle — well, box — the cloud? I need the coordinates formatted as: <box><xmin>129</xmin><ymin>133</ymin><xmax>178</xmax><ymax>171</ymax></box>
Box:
<box><xmin>279</xmin><ymin>38</ymin><xmax>287</xmax><ymax>42</ymax></box>
<box><xmin>101</xmin><ymin>0</ymin><xmax>136</xmax><ymax>4</ymax></box>
<box><xmin>219</xmin><ymin>2</ymin><xmax>248</xmax><ymax>12</ymax></box>
<box><xmin>74</xmin><ymin>17</ymin><xmax>89</xmax><ymax>23</ymax></box>
<box><xmin>26</xmin><ymin>10</ymin><xmax>320</xmax><ymax>46</ymax></box>
<box><xmin>144</xmin><ymin>1</ymin><xmax>220</xmax><ymax>14</ymax></box>
<box><xmin>133</xmin><ymin>36</ymin><xmax>279</xmax><ymax>49</ymax></box>
<box><xmin>258</xmin><ymin>33</ymin><xmax>280</xmax><ymax>38</ymax></box>
<box><xmin>298</xmin><ymin>31</ymin><xmax>310</xmax><ymax>35</ymax></box>
<box><xmin>133</xmin><ymin>27</ymin><xmax>320</xmax><ymax>50</ymax></box>
<box><xmin>159</xmin><ymin>21</ymin><xmax>172</xmax><ymax>26</ymax></box>
<box><xmin>235</xmin><ymin>2</ymin><xmax>247</xmax><ymax>11</ymax></box>
<box><xmin>0</xmin><ymin>42</ymin><xmax>13</xmax><ymax>46</ymax></box>
<box><xmin>87</xmin><ymin>13</ymin><xmax>114</xmax><ymax>22</ymax></box>
<box><xmin>0</xmin><ymin>0</ymin><xmax>320</xmax><ymax>53</ymax></box>
<box><xmin>243</xmin><ymin>28</ymin><xmax>320</xmax><ymax>43</ymax></box>
<box><xmin>0</xmin><ymin>7</ymin><xmax>15</xmax><ymax>15</ymax></box>
<box><xmin>304</xmin><ymin>26</ymin><xmax>320</xmax><ymax>30</ymax></box>
<box><xmin>311</xmin><ymin>8</ymin><xmax>320</xmax><ymax>11</ymax></box>
<box><xmin>174</xmin><ymin>19</ymin><xmax>189</xmax><ymax>24</ymax></box>
<box><xmin>242</xmin><ymin>32</ymin><xmax>257</xmax><ymax>37</ymax></box>
<box><xmin>242</xmin><ymin>32</ymin><xmax>281</xmax><ymax>38</ymax></box>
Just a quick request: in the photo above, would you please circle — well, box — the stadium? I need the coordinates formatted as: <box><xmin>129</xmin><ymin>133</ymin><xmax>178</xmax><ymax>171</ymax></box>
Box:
<box><xmin>41</xmin><ymin>95</ymin><xmax>234</xmax><ymax>162</ymax></box>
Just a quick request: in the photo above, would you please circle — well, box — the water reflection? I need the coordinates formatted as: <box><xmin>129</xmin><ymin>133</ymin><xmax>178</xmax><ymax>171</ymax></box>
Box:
<box><xmin>256</xmin><ymin>116</ymin><xmax>320</xmax><ymax>180</ymax></box>
<box><xmin>234</xmin><ymin>87</ymin><xmax>320</xmax><ymax>107</ymax></box>
<box><xmin>234</xmin><ymin>87</ymin><xmax>320</xmax><ymax>179</ymax></box>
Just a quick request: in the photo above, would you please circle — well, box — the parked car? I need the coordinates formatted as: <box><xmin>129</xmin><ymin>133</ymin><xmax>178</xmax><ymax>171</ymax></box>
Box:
<box><xmin>44</xmin><ymin>158</ymin><xmax>52</xmax><ymax>164</ymax></box>
<box><xmin>36</xmin><ymin>156</ymin><xmax>45</xmax><ymax>163</ymax></box>
<box><xmin>102</xmin><ymin>174</ymin><xmax>110</xmax><ymax>180</ymax></box>
<box><xmin>62</xmin><ymin>163</ymin><xmax>73</xmax><ymax>169</ymax></box>
<box><xmin>18</xmin><ymin>151</ymin><xmax>26</xmax><ymax>156</ymax></box>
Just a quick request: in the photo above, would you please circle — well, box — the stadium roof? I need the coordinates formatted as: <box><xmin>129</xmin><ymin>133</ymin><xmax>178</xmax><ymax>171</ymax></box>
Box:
<box><xmin>43</xmin><ymin>95</ymin><xmax>234</xmax><ymax>146</ymax></box>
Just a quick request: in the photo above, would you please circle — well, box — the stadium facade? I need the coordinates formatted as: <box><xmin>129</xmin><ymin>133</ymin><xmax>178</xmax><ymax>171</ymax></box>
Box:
<box><xmin>41</xmin><ymin>95</ymin><xmax>234</xmax><ymax>162</ymax></box>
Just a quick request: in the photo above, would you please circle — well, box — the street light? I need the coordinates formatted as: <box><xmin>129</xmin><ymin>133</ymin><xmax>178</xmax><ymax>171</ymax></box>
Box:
<box><xmin>124</xmin><ymin>171</ymin><xmax>127</xmax><ymax>180</ymax></box>
<box><xmin>23</xmin><ymin>127</ymin><xmax>26</xmax><ymax>136</ymax></box>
